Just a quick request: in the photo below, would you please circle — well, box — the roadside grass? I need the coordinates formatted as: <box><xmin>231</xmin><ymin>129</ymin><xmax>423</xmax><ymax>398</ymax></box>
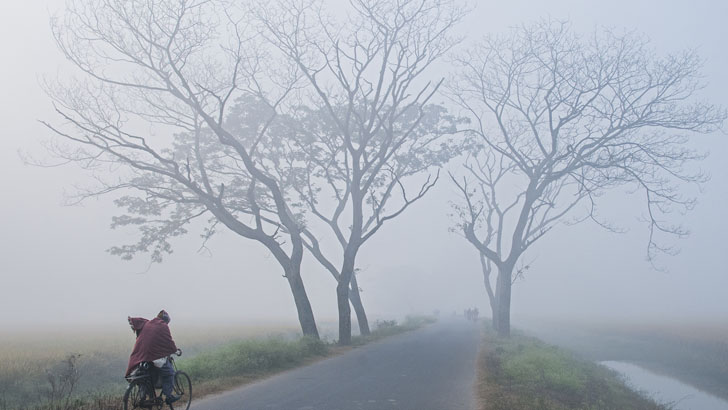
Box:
<box><xmin>352</xmin><ymin>315</ymin><xmax>438</xmax><ymax>345</ymax></box>
<box><xmin>183</xmin><ymin>336</ymin><xmax>328</xmax><ymax>380</ymax></box>
<box><xmin>3</xmin><ymin>317</ymin><xmax>433</xmax><ymax>410</ymax></box>
<box><xmin>181</xmin><ymin>336</ymin><xmax>329</xmax><ymax>399</ymax></box>
<box><xmin>477</xmin><ymin>324</ymin><xmax>669</xmax><ymax>410</ymax></box>
<box><xmin>187</xmin><ymin>316</ymin><xmax>437</xmax><ymax>399</ymax></box>
<box><xmin>0</xmin><ymin>323</ymin><xmax>300</xmax><ymax>410</ymax></box>
<box><xmin>524</xmin><ymin>320</ymin><xmax>728</xmax><ymax>401</ymax></box>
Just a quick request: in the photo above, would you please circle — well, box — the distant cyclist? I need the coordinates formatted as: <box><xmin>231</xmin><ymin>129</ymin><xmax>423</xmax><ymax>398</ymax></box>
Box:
<box><xmin>126</xmin><ymin>310</ymin><xmax>182</xmax><ymax>405</ymax></box>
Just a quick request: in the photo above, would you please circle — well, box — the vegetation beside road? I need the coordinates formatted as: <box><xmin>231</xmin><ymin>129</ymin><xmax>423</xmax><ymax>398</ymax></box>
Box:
<box><xmin>525</xmin><ymin>320</ymin><xmax>728</xmax><ymax>402</ymax></box>
<box><xmin>352</xmin><ymin>316</ymin><xmax>437</xmax><ymax>345</ymax></box>
<box><xmin>477</xmin><ymin>324</ymin><xmax>669</xmax><ymax>410</ymax></box>
<box><xmin>2</xmin><ymin>317</ymin><xmax>433</xmax><ymax>410</ymax></box>
<box><xmin>184</xmin><ymin>315</ymin><xmax>437</xmax><ymax>400</ymax></box>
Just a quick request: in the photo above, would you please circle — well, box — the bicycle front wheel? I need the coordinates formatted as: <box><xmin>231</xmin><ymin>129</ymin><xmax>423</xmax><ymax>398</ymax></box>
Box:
<box><xmin>122</xmin><ymin>380</ymin><xmax>147</xmax><ymax>410</ymax></box>
<box><xmin>172</xmin><ymin>371</ymin><xmax>192</xmax><ymax>410</ymax></box>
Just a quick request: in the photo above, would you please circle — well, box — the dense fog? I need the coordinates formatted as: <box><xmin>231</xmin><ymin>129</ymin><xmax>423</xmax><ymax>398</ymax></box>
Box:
<box><xmin>1</xmin><ymin>0</ymin><xmax>726</xmax><ymax>332</ymax></box>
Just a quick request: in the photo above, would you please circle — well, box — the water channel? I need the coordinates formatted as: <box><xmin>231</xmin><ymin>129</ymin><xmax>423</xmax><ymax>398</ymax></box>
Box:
<box><xmin>601</xmin><ymin>361</ymin><xmax>728</xmax><ymax>410</ymax></box>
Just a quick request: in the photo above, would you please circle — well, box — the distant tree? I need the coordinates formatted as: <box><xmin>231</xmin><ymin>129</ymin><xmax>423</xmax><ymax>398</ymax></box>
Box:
<box><xmin>288</xmin><ymin>102</ymin><xmax>461</xmax><ymax>339</ymax></box>
<box><xmin>255</xmin><ymin>0</ymin><xmax>466</xmax><ymax>344</ymax></box>
<box><xmin>43</xmin><ymin>0</ymin><xmax>322</xmax><ymax>338</ymax></box>
<box><xmin>448</xmin><ymin>20</ymin><xmax>726</xmax><ymax>337</ymax></box>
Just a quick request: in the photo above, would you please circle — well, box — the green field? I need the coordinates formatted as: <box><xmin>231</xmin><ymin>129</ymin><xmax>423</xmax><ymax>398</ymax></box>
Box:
<box><xmin>0</xmin><ymin>323</ymin><xmax>304</xmax><ymax>409</ymax></box>
<box><xmin>522</xmin><ymin>320</ymin><xmax>728</xmax><ymax>402</ymax></box>
<box><xmin>477</xmin><ymin>324</ymin><xmax>670</xmax><ymax>410</ymax></box>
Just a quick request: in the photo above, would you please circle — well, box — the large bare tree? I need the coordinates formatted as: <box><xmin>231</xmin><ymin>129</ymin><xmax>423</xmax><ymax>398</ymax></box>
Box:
<box><xmin>289</xmin><ymin>102</ymin><xmax>460</xmax><ymax>339</ymax></box>
<box><xmin>43</xmin><ymin>0</ymin><xmax>321</xmax><ymax>337</ymax></box>
<box><xmin>255</xmin><ymin>0</ymin><xmax>465</xmax><ymax>344</ymax></box>
<box><xmin>448</xmin><ymin>21</ymin><xmax>726</xmax><ymax>336</ymax></box>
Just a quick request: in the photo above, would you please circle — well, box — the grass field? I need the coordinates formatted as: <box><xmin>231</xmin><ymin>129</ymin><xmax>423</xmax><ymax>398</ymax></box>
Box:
<box><xmin>477</xmin><ymin>323</ymin><xmax>670</xmax><ymax>410</ymax></box>
<box><xmin>0</xmin><ymin>323</ymin><xmax>302</xmax><ymax>409</ymax></box>
<box><xmin>0</xmin><ymin>317</ymin><xmax>432</xmax><ymax>410</ymax></box>
<box><xmin>522</xmin><ymin>319</ymin><xmax>728</xmax><ymax>402</ymax></box>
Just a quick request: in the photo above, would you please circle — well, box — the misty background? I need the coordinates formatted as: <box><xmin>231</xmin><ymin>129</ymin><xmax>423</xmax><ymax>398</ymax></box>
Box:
<box><xmin>1</xmin><ymin>0</ymin><xmax>726</xmax><ymax>330</ymax></box>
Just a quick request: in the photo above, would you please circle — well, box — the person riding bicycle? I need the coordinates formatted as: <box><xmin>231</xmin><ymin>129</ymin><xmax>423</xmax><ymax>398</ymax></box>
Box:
<box><xmin>125</xmin><ymin>310</ymin><xmax>182</xmax><ymax>405</ymax></box>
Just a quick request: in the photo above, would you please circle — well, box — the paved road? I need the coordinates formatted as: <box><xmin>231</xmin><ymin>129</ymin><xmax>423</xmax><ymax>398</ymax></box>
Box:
<box><xmin>192</xmin><ymin>319</ymin><xmax>480</xmax><ymax>410</ymax></box>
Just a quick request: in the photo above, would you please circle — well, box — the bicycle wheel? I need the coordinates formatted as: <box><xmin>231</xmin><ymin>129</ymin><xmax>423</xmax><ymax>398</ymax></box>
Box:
<box><xmin>172</xmin><ymin>371</ymin><xmax>192</xmax><ymax>410</ymax></box>
<box><xmin>123</xmin><ymin>380</ymin><xmax>148</xmax><ymax>410</ymax></box>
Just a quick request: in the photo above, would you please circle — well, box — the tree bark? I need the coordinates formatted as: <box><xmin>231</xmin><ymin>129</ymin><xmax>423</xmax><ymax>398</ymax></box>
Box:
<box><xmin>479</xmin><ymin>255</ymin><xmax>499</xmax><ymax>331</ymax></box>
<box><xmin>336</xmin><ymin>280</ymin><xmax>352</xmax><ymax>345</ymax></box>
<box><xmin>285</xmin><ymin>265</ymin><xmax>319</xmax><ymax>339</ymax></box>
<box><xmin>215</xmin><ymin>209</ymin><xmax>319</xmax><ymax>340</ymax></box>
<box><xmin>349</xmin><ymin>273</ymin><xmax>370</xmax><ymax>336</ymax></box>
<box><xmin>301</xmin><ymin>233</ymin><xmax>370</xmax><ymax>336</ymax></box>
<box><xmin>494</xmin><ymin>264</ymin><xmax>513</xmax><ymax>337</ymax></box>
<box><xmin>337</xmin><ymin>248</ymin><xmax>357</xmax><ymax>345</ymax></box>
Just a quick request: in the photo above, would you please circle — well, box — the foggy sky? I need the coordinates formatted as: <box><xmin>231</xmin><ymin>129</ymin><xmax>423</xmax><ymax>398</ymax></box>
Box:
<box><xmin>1</xmin><ymin>0</ymin><xmax>726</xmax><ymax>331</ymax></box>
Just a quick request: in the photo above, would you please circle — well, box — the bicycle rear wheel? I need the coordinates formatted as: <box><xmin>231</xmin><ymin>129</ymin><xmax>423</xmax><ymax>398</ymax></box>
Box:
<box><xmin>172</xmin><ymin>371</ymin><xmax>192</xmax><ymax>410</ymax></box>
<box><xmin>123</xmin><ymin>380</ymin><xmax>148</xmax><ymax>410</ymax></box>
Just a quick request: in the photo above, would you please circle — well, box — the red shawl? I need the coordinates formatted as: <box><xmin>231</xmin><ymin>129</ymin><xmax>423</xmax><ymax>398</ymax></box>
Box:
<box><xmin>125</xmin><ymin>317</ymin><xmax>178</xmax><ymax>376</ymax></box>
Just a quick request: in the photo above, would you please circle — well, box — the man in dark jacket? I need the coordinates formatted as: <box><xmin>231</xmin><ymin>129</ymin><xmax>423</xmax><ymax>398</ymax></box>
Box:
<box><xmin>126</xmin><ymin>310</ymin><xmax>181</xmax><ymax>404</ymax></box>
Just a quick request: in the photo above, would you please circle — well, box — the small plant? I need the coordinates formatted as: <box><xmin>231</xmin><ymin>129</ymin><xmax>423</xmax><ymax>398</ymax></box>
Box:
<box><xmin>375</xmin><ymin>320</ymin><xmax>398</xmax><ymax>330</ymax></box>
<box><xmin>44</xmin><ymin>353</ymin><xmax>82</xmax><ymax>410</ymax></box>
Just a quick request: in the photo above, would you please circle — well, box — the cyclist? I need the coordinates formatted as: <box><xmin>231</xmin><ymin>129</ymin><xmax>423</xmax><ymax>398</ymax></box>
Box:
<box><xmin>125</xmin><ymin>310</ymin><xmax>182</xmax><ymax>405</ymax></box>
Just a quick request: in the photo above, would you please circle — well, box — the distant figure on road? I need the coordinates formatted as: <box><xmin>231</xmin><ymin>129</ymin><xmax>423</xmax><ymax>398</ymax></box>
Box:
<box><xmin>464</xmin><ymin>308</ymin><xmax>479</xmax><ymax>322</ymax></box>
<box><xmin>126</xmin><ymin>310</ymin><xmax>181</xmax><ymax>405</ymax></box>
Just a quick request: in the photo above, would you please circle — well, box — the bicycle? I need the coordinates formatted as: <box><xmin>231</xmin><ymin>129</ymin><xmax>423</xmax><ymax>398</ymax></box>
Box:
<box><xmin>123</xmin><ymin>352</ymin><xmax>192</xmax><ymax>410</ymax></box>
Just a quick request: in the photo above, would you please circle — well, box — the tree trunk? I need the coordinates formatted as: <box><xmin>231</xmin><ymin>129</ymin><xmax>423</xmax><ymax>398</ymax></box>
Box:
<box><xmin>487</xmin><ymin>283</ymin><xmax>499</xmax><ymax>331</ymax></box>
<box><xmin>349</xmin><ymin>273</ymin><xmax>370</xmax><ymax>336</ymax></box>
<box><xmin>339</xmin><ymin>164</ymin><xmax>363</xmax><ymax>346</ymax></box>
<box><xmin>213</xmin><ymin>210</ymin><xmax>319</xmax><ymax>340</ymax></box>
<box><xmin>479</xmin><ymin>254</ymin><xmax>498</xmax><ymax>330</ymax></box>
<box><xmin>491</xmin><ymin>300</ymin><xmax>500</xmax><ymax>331</ymax></box>
<box><xmin>285</xmin><ymin>265</ymin><xmax>319</xmax><ymax>339</ymax></box>
<box><xmin>494</xmin><ymin>264</ymin><xmax>513</xmax><ymax>337</ymax></box>
<box><xmin>337</xmin><ymin>278</ymin><xmax>352</xmax><ymax>345</ymax></box>
<box><xmin>492</xmin><ymin>277</ymin><xmax>501</xmax><ymax>332</ymax></box>
<box><xmin>300</xmin><ymin>235</ymin><xmax>370</xmax><ymax>336</ymax></box>
<box><xmin>337</xmin><ymin>249</ymin><xmax>357</xmax><ymax>345</ymax></box>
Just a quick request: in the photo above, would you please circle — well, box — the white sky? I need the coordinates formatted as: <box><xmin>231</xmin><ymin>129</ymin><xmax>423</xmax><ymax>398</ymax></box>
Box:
<box><xmin>0</xmin><ymin>0</ymin><xmax>726</xmax><ymax>331</ymax></box>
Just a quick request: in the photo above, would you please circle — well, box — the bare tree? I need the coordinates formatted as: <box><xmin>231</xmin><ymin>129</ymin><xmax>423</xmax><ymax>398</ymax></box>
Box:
<box><xmin>43</xmin><ymin>0</ymin><xmax>321</xmax><ymax>338</ymax></box>
<box><xmin>289</xmin><ymin>102</ymin><xmax>461</xmax><ymax>339</ymax></box>
<box><xmin>255</xmin><ymin>0</ymin><xmax>466</xmax><ymax>344</ymax></box>
<box><xmin>448</xmin><ymin>20</ymin><xmax>726</xmax><ymax>337</ymax></box>
<box><xmin>219</xmin><ymin>99</ymin><xmax>375</xmax><ymax>337</ymax></box>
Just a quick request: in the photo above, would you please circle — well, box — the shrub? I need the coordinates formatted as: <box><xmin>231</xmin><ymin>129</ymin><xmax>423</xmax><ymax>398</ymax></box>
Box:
<box><xmin>180</xmin><ymin>336</ymin><xmax>327</xmax><ymax>381</ymax></box>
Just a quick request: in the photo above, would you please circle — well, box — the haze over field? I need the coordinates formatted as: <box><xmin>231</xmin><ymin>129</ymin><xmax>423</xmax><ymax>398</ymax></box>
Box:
<box><xmin>1</xmin><ymin>0</ymin><xmax>726</xmax><ymax>333</ymax></box>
